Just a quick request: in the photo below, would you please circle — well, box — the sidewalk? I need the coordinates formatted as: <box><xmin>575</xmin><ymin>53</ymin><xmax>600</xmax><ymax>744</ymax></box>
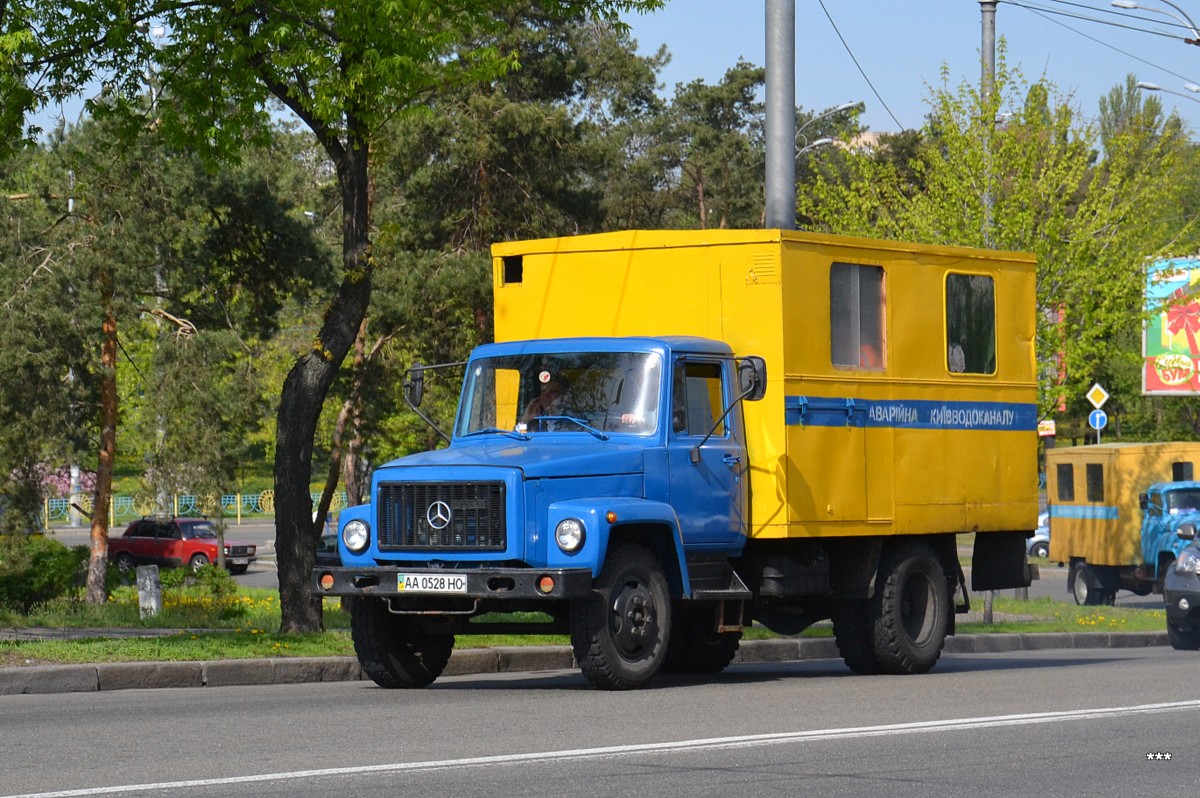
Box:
<box><xmin>0</xmin><ymin>629</ymin><xmax>1169</xmax><ymax>696</ymax></box>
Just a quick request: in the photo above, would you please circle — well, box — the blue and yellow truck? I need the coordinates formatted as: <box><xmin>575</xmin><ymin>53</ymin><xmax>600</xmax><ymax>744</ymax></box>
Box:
<box><xmin>1046</xmin><ymin>441</ymin><xmax>1200</xmax><ymax>605</ymax></box>
<box><xmin>313</xmin><ymin>229</ymin><xmax>1039</xmax><ymax>689</ymax></box>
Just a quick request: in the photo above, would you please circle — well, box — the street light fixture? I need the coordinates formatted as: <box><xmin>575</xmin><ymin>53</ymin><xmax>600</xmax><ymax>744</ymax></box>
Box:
<box><xmin>794</xmin><ymin>101</ymin><xmax>860</xmax><ymax>157</ymax></box>
<box><xmin>1136</xmin><ymin>80</ymin><xmax>1200</xmax><ymax>105</ymax></box>
<box><xmin>1112</xmin><ymin>0</ymin><xmax>1200</xmax><ymax>45</ymax></box>
<box><xmin>797</xmin><ymin>138</ymin><xmax>834</xmax><ymax>157</ymax></box>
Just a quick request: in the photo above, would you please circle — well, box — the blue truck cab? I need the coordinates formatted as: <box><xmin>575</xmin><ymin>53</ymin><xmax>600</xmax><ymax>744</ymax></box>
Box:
<box><xmin>1138</xmin><ymin>482</ymin><xmax>1200</xmax><ymax>585</ymax></box>
<box><xmin>315</xmin><ymin>336</ymin><xmax>766</xmax><ymax>689</ymax></box>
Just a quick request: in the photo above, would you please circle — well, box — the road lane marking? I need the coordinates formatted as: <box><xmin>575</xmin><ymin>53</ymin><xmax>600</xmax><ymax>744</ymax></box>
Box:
<box><xmin>7</xmin><ymin>699</ymin><xmax>1200</xmax><ymax>797</ymax></box>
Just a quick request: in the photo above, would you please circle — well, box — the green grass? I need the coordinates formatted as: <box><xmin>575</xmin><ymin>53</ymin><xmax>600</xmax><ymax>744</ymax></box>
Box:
<box><xmin>0</xmin><ymin>590</ymin><xmax>1166</xmax><ymax>668</ymax></box>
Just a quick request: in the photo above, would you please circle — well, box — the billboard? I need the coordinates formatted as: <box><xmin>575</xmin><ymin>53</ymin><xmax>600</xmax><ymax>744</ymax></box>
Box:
<box><xmin>1144</xmin><ymin>257</ymin><xmax>1200</xmax><ymax>395</ymax></box>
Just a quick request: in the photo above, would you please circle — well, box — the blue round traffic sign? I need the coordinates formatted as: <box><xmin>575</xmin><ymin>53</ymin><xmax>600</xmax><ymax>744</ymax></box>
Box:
<box><xmin>1088</xmin><ymin>408</ymin><xmax>1108</xmax><ymax>431</ymax></box>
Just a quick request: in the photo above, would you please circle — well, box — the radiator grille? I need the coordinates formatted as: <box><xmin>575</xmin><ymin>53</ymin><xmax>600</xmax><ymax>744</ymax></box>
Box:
<box><xmin>377</xmin><ymin>482</ymin><xmax>506</xmax><ymax>551</ymax></box>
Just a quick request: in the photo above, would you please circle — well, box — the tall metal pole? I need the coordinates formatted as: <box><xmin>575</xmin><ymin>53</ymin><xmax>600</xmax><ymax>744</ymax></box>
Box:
<box><xmin>764</xmin><ymin>0</ymin><xmax>796</xmax><ymax>230</ymax></box>
<box><xmin>980</xmin><ymin>0</ymin><xmax>996</xmax><ymax>247</ymax></box>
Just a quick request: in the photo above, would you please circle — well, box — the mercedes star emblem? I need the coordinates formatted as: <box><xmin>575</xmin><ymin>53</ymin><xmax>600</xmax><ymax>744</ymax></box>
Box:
<box><xmin>426</xmin><ymin>500</ymin><xmax>452</xmax><ymax>530</ymax></box>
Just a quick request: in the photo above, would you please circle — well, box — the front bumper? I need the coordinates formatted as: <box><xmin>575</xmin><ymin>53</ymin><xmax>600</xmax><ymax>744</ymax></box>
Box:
<box><xmin>1164</xmin><ymin>569</ymin><xmax>1200</xmax><ymax>628</ymax></box>
<box><xmin>311</xmin><ymin>565</ymin><xmax>594</xmax><ymax>600</ymax></box>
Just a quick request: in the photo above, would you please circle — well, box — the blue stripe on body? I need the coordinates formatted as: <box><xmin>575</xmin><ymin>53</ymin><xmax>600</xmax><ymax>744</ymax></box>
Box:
<box><xmin>1049</xmin><ymin>505</ymin><xmax>1119</xmax><ymax>521</ymax></box>
<box><xmin>784</xmin><ymin>396</ymin><xmax>1038</xmax><ymax>432</ymax></box>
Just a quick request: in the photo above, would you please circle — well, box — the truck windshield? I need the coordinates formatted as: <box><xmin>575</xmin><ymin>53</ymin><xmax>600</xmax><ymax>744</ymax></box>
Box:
<box><xmin>1166</xmin><ymin>489</ymin><xmax>1200</xmax><ymax>514</ymax></box>
<box><xmin>457</xmin><ymin>351</ymin><xmax>663</xmax><ymax>436</ymax></box>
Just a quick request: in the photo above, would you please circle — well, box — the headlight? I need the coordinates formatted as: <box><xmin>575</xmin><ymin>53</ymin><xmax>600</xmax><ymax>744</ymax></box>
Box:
<box><xmin>342</xmin><ymin>519</ymin><xmax>370</xmax><ymax>554</ymax></box>
<box><xmin>1176</xmin><ymin>546</ymin><xmax>1200</xmax><ymax>574</ymax></box>
<box><xmin>555</xmin><ymin>518</ymin><xmax>585</xmax><ymax>553</ymax></box>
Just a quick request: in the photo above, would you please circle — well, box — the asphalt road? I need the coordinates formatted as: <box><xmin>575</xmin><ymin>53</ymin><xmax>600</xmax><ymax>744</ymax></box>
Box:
<box><xmin>1</xmin><ymin>647</ymin><xmax>1196</xmax><ymax>797</ymax></box>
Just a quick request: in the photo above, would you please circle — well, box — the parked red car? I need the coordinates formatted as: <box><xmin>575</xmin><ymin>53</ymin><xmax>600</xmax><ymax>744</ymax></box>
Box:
<box><xmin>109</xmin><ymin>517</ymin><xmax>257</xmax><ymax>575</ymax></box>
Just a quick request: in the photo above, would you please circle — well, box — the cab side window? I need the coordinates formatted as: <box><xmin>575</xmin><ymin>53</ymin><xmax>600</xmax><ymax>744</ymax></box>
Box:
<box><xmin>673</xmin><ymin>361</ymin><xmax>725</xmax><ymax>436</ymax></box>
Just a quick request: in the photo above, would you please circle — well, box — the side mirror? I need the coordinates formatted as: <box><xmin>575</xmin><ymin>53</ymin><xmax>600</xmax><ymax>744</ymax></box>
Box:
<box><xmin>737</xmin><ymin>356</ymin><xmax>767</xmax><ymax>402</ymax></box>
<box><xmin>1139</xmin><ymin>493</ymin><xmax>1148</xmax><ymax>511</ymax></box>
<box><xmin>1178</xmin><ymin>523</ymin><xmax>1196</xmax><ymax>541</ymax></box>
<box><xmin>404</xmin><ymin>364</ymin><xmax>425</xmax><ymax>408</ymax></box>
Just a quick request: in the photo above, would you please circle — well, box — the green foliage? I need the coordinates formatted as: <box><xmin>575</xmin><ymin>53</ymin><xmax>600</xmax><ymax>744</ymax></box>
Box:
<box><xmin>0</xmin><ymin>535</ymin><xmax>87</xmax><ymax>611</ymax></box>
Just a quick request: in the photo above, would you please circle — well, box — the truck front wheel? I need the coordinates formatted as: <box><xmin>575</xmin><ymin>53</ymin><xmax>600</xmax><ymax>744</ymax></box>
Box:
<box><xmin>351</xmin><ymin>599</ymin><xmax>455</xmax><ymax>689</ymax></box>
<box><xmin>571</xmin><ymin>543</ymin><xmax>671</xmax><ymax>690</ymax></box>
<box><xmin>871</xmin><ymin>542</ymin><xmax>951</xmax><ymax>675</ymax></box>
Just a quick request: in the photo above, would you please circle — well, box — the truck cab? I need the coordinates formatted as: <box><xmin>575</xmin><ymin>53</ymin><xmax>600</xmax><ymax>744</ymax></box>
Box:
<box><xmin>1139</xmin><ymin>482</ymin><xmax>1200</xmax><ymax>584</ymax></box>
<box><xmin>317</xmin><ymin>335</ymin><xmax>765</xmax><ymax>689</ymax></box>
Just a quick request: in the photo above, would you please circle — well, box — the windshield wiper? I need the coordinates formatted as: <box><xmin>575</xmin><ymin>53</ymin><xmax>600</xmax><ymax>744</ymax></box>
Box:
<box><xmin>531</xmin><ymin>416</ymin><xmax>609</xmax><ymax>440</ymax></box>
<box><xmin>463</xmin><ymin>427</ymin><xmax>531</xmax><ymax>441</ymax></box>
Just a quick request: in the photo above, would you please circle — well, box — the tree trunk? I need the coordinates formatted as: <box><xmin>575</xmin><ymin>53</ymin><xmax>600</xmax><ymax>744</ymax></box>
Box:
<box><xmin>86</xmin><ymin>271</ymin><xmax>119</xmax><ymax>604</ymax></box>
<box><xmin>343</xmin><ymin>318</ymin><xmax>369</xmax><ymax>506</ymax></box>
<box><xmin>275</xmin><ymin>135</ymin><xmax>373</xmax><ymax>633</ymax></box>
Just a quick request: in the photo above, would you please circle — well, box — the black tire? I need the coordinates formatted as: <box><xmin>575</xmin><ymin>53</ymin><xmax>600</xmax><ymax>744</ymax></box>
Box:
<box><xmin>1168</xmin><ymin>621</ymin><xmax>1200</xmax><ymax>651</ymax></box>
<box><xmin>1072</xmin><ymin>562</ymin><xmax>1095</xmax><ymax>605</ymax></box>
<box><xmin>570</xmin><ymin>542</ymin><xmax>671</xmax><ymax>690</ymax></box>
<box><xmin>351</xmin><ymin>599</ymin><xmax>455</xmax><ymax>688</ymax></box>
<box><xmin>1155</xmin><ymin>558</ymin><xmax>1174</xmax><ymax>595</ymax></box>
<box><xmin>831</xmin><ymin>599</ymin><xmax>880</xmax><ymax>675</ymax></box>
<box><xmin>115</xmin><ymin>552</ymin><xmax>136</xmax><ymax>572</ymax></box>
<box><xmin>227</xmin><ymin>564</ymin><xmax>249</xmax><ymax>575</ymax></box>
<box><xmin>1071</xmin><ymin>563</ymin><xmax>1114</xmax><ymax>606</ymax></box>
<box><xmin>188</xmin><ymin>553</ymin><xmax>209</xmax><ymax>572</ymax></box>
<box><xmin>1030</xmin><ymin>542</ymin><xmax>1049</xmax><ymax>559</ymax></box>
<box><xmin>662</xmin><ymin>606</ymin><xmax>742</xmax><ymax>674</ymax></box>
<box><xmin>871</xmin><ymin>542</ymin><xmax>951</xmax><ymax>675</ymax></box>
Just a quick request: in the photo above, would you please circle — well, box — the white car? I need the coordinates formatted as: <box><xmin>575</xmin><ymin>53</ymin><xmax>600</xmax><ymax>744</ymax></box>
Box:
<box><xmin>1026</xmin><ymin>512</ymin><xmax>1050</xmax><ymax>558</ymax></box>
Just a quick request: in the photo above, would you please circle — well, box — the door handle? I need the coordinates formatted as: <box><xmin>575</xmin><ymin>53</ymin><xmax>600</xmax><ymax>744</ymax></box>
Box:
<box><xmin>722</xmin><ymin>454</ymin><xmax>741</xmax><ymax>466</ymax></box>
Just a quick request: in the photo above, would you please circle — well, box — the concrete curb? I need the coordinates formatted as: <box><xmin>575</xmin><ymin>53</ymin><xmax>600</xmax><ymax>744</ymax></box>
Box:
<box><xmin>0</xmin><ymin>632</ymin><xmax>1170</xmax><ymax>696</ymax></box>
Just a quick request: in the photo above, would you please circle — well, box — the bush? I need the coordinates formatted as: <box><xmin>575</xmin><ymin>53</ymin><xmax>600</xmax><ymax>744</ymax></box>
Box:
<box><xmin>0</xmin><ymin>535</ymin><xmax>88</xmax><ymax>611</ymax></box>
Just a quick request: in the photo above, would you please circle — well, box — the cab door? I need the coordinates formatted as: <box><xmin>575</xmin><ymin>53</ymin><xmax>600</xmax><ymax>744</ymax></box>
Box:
<box><xmin>666</xmin><ymin>358</ymin><xmax>747</xmax><ymax>548</ymax></box>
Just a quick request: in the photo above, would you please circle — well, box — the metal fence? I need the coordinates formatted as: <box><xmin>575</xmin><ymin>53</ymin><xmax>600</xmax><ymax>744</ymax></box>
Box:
<box><xmin>44</xmin><ymin>490</ymin><xmax>347</xmax><ymax>527</ymax></box>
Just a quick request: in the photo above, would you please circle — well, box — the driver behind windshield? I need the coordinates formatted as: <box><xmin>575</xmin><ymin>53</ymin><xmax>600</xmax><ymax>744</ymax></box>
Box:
<box><xmin>520</xmin><ymin>373</ymin><xmax>569</xmax><ymax>425</ymax></box>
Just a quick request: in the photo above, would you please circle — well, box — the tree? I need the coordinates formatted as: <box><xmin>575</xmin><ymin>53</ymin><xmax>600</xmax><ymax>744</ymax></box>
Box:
<box><xmin>7</xmin><ymin>0</ymin><xmax>661</xmax><ymax>630</ymax></box>
<box><xmin>0</xmin><ymin>142</ymin><xmax>95</xmax><ymax>534</ymax></box>
<box><xmin>662</xmin><ymin>61</ymin><xmax>765</xmax><ymax>229</ymax></box>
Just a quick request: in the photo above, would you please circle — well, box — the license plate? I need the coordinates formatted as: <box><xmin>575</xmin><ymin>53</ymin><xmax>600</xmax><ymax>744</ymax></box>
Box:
<box><xmin>397</xmin><ymin>573</ymin><xmax>469</xmax><ymax>594</ymax></box>
<box><xmin>230</xmin><ymin>558</ymin><xmax>248</xmax><ymax>565</ymax></box>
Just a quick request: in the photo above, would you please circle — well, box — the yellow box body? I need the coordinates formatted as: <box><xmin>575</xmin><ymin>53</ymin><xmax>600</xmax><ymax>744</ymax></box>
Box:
<box><xmin>1046</xmin><ymin>442</ymin><xmax>1200</xmax><ymax>566</ymax></box>
<box><xmin>492</xmin><ymin>229</ymin><xmax>1039</xmax><ymax>540</ymax></box>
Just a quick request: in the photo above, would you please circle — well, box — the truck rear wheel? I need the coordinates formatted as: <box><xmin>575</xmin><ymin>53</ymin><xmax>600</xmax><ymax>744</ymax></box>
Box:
<box><xmin>662</xmin><ymin>606</ymin><xmax>741</xmax><ymax>674</ymax></box>
<box><xmin>871</xmin><ymin>542</ymin><xmax>951</xmax><ymax>675</ymax></box>
<box><xmin>351</xmin><ymin>599</ymin><xmax>455</xmax><ymax>688</ymax></box>
<box><xmin>831</xmin><ymin>600</ymin><xmax>880</xmax><ymax>675</ymax></box>
<box><xmin>1071</xmin><ymin>562</ymin><xmax>1115</xmax><ymax>606</ymax></box>
<box><xmin>570</xmin><ymin>543</ymin><xmax>670</xmax><ymax>690</ymax></box>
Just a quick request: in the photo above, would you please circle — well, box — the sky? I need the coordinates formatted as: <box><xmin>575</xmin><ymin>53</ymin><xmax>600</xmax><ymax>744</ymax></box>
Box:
<box><xmin>26</xmin><ymin>1</ymin><xmax>1200</xmax><ymax>137</ymax></box>
<box><xmin>622</xmin><ymin>0</ymin><xmax>1200</xmax><ymax>135</ymax></box>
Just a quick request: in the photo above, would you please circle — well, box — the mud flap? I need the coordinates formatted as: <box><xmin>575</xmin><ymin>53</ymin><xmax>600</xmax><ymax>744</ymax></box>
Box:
<box><xmin>971</xmin><ymin>531</ymin><xmax>1033</xmax><ymax>592</ymax></box>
